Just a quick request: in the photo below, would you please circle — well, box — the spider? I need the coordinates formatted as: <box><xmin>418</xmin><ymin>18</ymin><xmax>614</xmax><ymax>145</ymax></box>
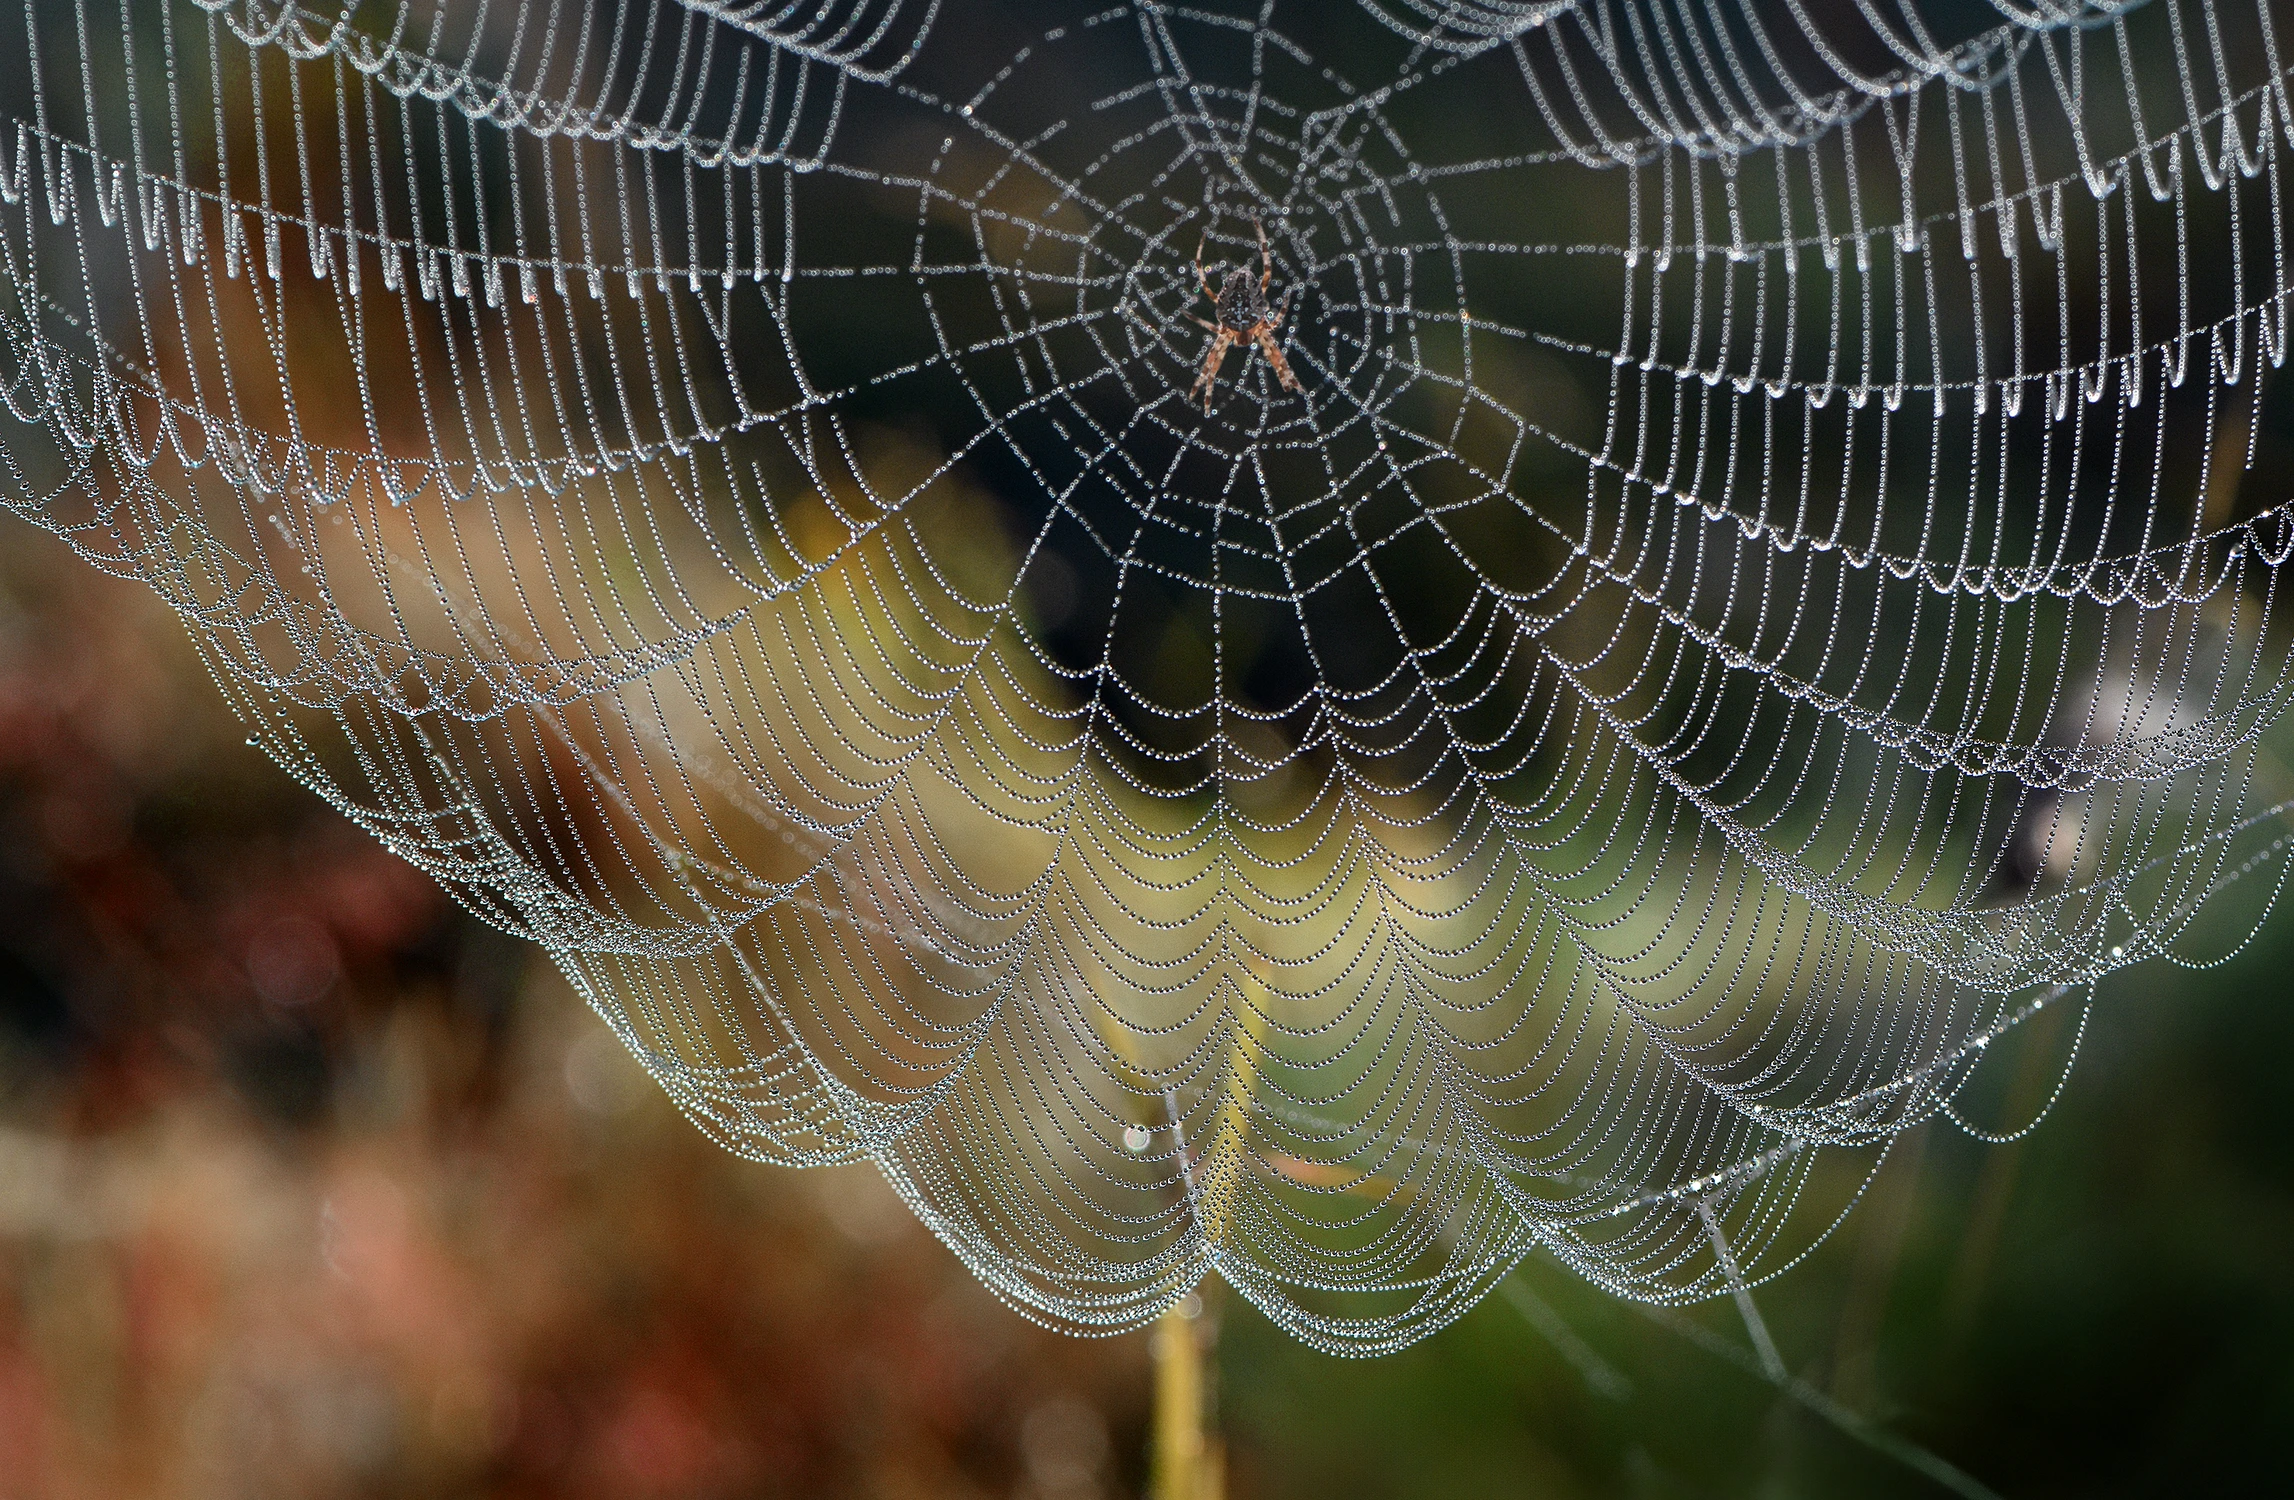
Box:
<box><xmin>1188</xmin><ymin>220</ymin><xmax>1301</xmax><ymax>412</ymax></box>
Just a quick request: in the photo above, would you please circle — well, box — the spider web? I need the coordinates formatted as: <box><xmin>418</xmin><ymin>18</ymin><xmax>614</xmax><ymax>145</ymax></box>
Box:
<box><xmin>4</xmin><ymin>0</ymin><xmax>2294</xmax><ymax>1353</ymax></box>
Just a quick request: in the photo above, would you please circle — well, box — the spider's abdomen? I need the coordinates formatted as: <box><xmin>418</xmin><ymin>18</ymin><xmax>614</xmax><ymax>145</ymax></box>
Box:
<box><xmin>1215</xmin><ymin>270</ymin><xmax>1261</xmax><ymax>330</ymax></box>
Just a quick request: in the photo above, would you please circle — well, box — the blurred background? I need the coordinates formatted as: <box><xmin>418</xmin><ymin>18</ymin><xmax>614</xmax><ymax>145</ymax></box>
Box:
<box><xmin>3</xmin><ymin>0</ymin><xmax>2293</xmax><ymax>1488</ymax></box>
<box><xmin>0</xmin><ymin>507</ymin><xmax>2287</xmax><ymax>1498</ymax></box>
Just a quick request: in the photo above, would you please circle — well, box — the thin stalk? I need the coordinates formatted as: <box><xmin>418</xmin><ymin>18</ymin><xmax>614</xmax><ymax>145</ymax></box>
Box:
<box><xmin>1151</xmin><ymin>1300</ymin><xmax>1223</xmax><ymax>1500</ymax></box>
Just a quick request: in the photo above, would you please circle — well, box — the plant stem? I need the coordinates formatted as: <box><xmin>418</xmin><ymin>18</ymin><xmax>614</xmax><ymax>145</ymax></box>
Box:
<box><xmin>1151</xmin><ymin>1301</ymin><xmax>1222</xmax><ymax>1500</ymax></box>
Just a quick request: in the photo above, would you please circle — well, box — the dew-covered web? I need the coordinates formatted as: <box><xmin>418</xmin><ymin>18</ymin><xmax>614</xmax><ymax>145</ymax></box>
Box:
<box><xmin>6</xmin><ymin>0</ymin><xmax>2294</xmax><ymax>1352</ymax></box>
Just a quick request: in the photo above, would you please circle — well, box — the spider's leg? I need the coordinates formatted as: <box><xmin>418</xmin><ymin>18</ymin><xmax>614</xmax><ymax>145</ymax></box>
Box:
<box><xmin>1189</xmin><ymin>313</ymin><xmax>1219</xmax><ymax>332</ymax></box>
<box><xmin>1256</xmin><ymin>217</ymin><xmax>1272</xmax><ymax>294</ymax></box>
<box><xmin>1196</xmin><ymin>231</ymin><xmax>1217</xmax><ymax>306</ymax></box>
<box><xmin>1255</xmin><ymin>325</ymin><xmax>1301</xmax><ymax>393</ymax></box>
<box><xmin>1192</xmin><ymin>330</ymin><xmax>1236</xmax><ymax>411</ymax></box>
<box><xmin>1267</xmin><ymin>286</ymin><xmax>1294</xmax><ymax>329</ymax></box>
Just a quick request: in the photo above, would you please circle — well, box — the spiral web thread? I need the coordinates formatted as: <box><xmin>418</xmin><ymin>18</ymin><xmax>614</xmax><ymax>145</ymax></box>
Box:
<box><xmin>5</xmin><ymin>0</ymin><xmax>2294</xmax><ymax>1352</ymax></box>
